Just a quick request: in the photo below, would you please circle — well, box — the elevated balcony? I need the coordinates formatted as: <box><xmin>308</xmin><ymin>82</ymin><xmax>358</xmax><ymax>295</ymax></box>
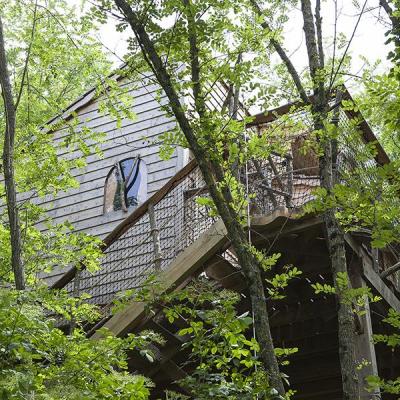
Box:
<box><xmin>51</xmin><ymin>97</ymin><xmax>400</xmax><ymax>337</ymax></box>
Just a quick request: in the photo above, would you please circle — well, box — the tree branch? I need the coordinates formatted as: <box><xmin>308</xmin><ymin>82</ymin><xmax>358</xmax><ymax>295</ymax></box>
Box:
<box><xmin>15</xmin><ymin>0</ymin><xmax>38</xmax><ymax>110</ymax></box>
<box><xmin>300</xmin><ymin>0</ymin><xmax>327</xmax><ymax>114</ymax></box>
<box><xmin>381</xmin><ymin>261</ymin><xmax>400</xmax><ymax>279</ymax></box>
<box><xmin>249</xmin><ymin>0</ymin><xmax>310</xmax><ymax>104</ymax></box>
<box><xmin>232</xmin><ymin>53</ymin><xmax>242</xmax><ymax>120</ymax></box>
<box><xmin>329</xmin><ymin>0</ymin><xmax>339</xmax><ymax>89</ymax></box>
<box><xmin>300</xmin><ymin>0</ymin><xmax>320</xmax><ymax>82</ymax></box>
<box><xmin>315</xmin><ymin>0</ymin><xmax>324</xmax><ymax>69</ymax></box>
<box><xmin>380</xmin><ymin>0</ymin><xmax>400</xmax><ymax>57</ymax></box>
<box><xmin>329</xmin><ymin>0</ymin><xmax>368</xmax><ymax>91</ymax></box>
<box><xmin>380</xmin><ymin>0</ymin><xmax>395</xmax><ymax>20</ymax></box>
<box><xmin>182</xmin><ymin>0</ymin><xmax>205</xmax><ymax>117</ymax></box>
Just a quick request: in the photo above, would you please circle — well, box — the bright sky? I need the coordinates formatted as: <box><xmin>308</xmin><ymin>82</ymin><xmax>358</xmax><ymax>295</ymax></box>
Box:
<box><xmin>283</xmin><ymin>2</ymin><xmax>391</xmax><ymax>77</ymax></box>
<box><xmin>72</xmin><ymin>0</ymin><xmax>392</xmax><ymax>89</ymax></box>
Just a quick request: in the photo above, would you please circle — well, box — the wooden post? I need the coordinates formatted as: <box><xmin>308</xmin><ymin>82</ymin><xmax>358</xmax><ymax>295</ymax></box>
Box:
<box><xmin>69</xmin><ymin>269</ymin><xmax>81</xmax><ymax>335</ymax></box>
<box><xmin>148</xmin><ymin>203</ymin><xmax>162</xmax><ymax>271</ymax></box>
<box><xmin>267</xmin><ymin>155</ymin><xmax>286</xmax><ymax>191</ymax></box>
<box><xmin>252</xmin><ymin>159</ymin><xmax>278</xmax><ymax>208</ymax></box>
<box><xmin>285</xmin><ymin>153</ymin><xmax>293</xmax><ymax>208</ymax></box>
<box><xmin>371</xmin><ymin>248</ymin><xmax>379</xmax><ymax>273</ymax></box>
<box><xmin>349</xmin><ymin>259</ymin><xmax>381</xmax><ymax>400</ymax></box>
<box><xmin>357</xmin><ymin>292</ymin><xmax>381</xmax><ymax>399</ymax></box>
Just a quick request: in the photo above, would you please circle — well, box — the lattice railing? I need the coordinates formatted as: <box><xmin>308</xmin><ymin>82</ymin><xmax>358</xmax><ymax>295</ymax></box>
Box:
<box><xmin>52</xmin><ymin>101</ymin><xmax>395</xmax><ymax>312</ymax></box>
<box><xmin>58</xmin><ymin>157</ymin><xmax>320</xmax><ymax>309</ymax></box>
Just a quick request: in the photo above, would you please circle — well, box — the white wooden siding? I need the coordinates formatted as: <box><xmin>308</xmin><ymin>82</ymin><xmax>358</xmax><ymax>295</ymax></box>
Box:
<box><xmin>29</xmin><ymin>76</ymin><xmax>184</xmax><ymax>285</ymax></box>
<box><xmin>11</xmin><ymin>73</ymin><xmax>228</xmax><ymax>291</ymax></box>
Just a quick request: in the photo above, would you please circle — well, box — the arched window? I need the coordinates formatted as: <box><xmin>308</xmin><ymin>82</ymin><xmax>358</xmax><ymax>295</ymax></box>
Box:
<box><xmin>104</xmin><ymin>156</ymin><xmax>147</xmax><ymax>213</ymax></box>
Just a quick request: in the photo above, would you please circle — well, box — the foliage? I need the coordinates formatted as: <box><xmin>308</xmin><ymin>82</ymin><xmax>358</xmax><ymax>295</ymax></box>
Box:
<box><xmin>0</xmin><ymin>2</ymin><xmax>151</xmax><ymax>399</ymax></box>
<box><xmin>335</xmin><ymin>1</ymin><xmax>400</xmax><ymax>251</ymax></box>
<box><xmin>162</xmin><ymin>280</ymin><xmax>278</xmax><ymax>399</ymax></box>
<box><xmin>265</xmin><ymin>265</ymin><xmax>302</xmax><ymax>300</ymax></box>
<box><xmin>301</xmin><ymin>113</ymin><xmax>400</xmax><ymax>250</ymax></box>
<box><xmin>0</xmin><ymin>0</ymin><xmax>397</xmax><ymax>397</ymax></box>
<box><xmin>366</xmin><ymin>309</ymin><xmax>400</xmax><ymax>395</ymax></box>
<box><xmin>0</xmin><ymin>0</ymin><xmax>137</xmax><ymax>284</ymax></box>
<box><xmin>384</xmin><ymin>0</ymin><xmax>400</xmax><ymax>68</ymax></box>
<box><xmin>0</xmin><ymin>287</ymin><xmax>159</xmax><ymax>399</ymax></box>
<box><xmin>311</xmin><ymin>272</ymin><xmax>381</xmax><ymax>315</ymax></box>
<box><xmin>373</xmin><ymin>308</ymin><xmax>400</xmax><ymax>348</ymax></box>
<box><xmin>359</xmin><ymin>68</ymin><xmax>400</xmax><ymax>158</ymax></box>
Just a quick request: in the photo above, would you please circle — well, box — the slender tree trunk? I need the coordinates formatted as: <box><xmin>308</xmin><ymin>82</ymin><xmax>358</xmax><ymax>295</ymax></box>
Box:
<box><xmin>298</xmin><ymin>1</ymin><xmax>360</xmax><ymax>395</ymax></box>
<box><xmin>320</xmin><ymin>134</ymin><xmax>359</xmax><ymax>400</ymax></box>
<box><xmin>0</xmin><ymin>16</ymin><xmax>25</xmax><ymax>290</ymax></box>
<box><xmin>112</xmin><ymin>0</ymin><xmax>286</xmax><ymax>394</ymax></box>
<box><xmin>227</xmin><ymin>222</ymin><xmax>285</xmax><ymax>394</ymax></box>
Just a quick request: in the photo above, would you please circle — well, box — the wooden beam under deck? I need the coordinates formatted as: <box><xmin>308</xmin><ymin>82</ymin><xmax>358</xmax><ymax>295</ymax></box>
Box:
<box><xmin>345</xmin><ymin>234</ymin><xmax>400</xmax><ymax>313</ymax></box>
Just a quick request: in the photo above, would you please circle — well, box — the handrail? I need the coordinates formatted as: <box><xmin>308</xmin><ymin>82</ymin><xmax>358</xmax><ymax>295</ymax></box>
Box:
<box><xmin>103</xmin><ymin>159</ymin><xmax>198</xmax><ymax>246</ymax></box>
<box><xmin>247</xmin><ymin>87</ymin><xmax>390</xmax><ymax>167</ymax></box>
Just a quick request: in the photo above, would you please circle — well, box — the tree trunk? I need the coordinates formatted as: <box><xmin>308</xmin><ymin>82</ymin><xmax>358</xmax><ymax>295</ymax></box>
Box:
<box><xmin>0</xmin><ymin>16</ymin><xmax>25</xmax><ymax>290</ymax></box>
<box><xmin>324</xmin><ymin>211</ymin><xmax>359</xmax><ymax>399</ymax></box>
<box><xmin>319</xmin><ymin>120</ymin><xmax>359</xmax><ymax>400</ymax></box>
<box><xmin>217</xmin><ymin>208</ymin><xmax>285</xmax><ymax>394</ymax></box>
<box><xmin>298</xmin><ymin>1</ymin><xmax>360</xmax><ymax>395</ymax></box>
<box><xmin>112</xmin><ymin>0</ymin><xmax>286</xmax><ymax>394</ymax></box>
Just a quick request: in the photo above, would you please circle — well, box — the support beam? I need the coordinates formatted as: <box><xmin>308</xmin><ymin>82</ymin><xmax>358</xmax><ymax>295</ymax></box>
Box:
<box><xmin>380</xmin><ymin>260</ymin><xmax>400</xmax><ymax>279</ymax></box>
<box><xmin>252</xmin><ymin>213</ymin><xmax>322</xmax><ymax>243</ymax></box>
<box><xmin>345</xmin><ymin>234</ymin><xmax>400</xmax><ymax>313</ymax></box>
<box><xmin>205</xmin><ymin>255</ymin><xmax>246</xmax><ymax>292</ymax></box>
<box><xmin>349</xmin><ymin>261</ymin><xmax>381</xmax><ymax>399</ymax></box>
<box><xmin>355</xmin><ymin>289</ymin><xmax>381</xmax><ymax>400</ymax></box>
<box><xmin>363</xmin><ymin>265</ymin><xmax>400</xmax><ymax>313</ymax></box>
<box><xmin>91</xmin><ymin>218</ymin><xmax>229</xmax><ymax>338</ymax></box>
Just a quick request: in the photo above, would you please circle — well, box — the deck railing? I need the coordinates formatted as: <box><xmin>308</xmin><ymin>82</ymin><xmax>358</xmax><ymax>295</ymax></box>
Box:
<box><xmin>51</xmin><ymin>101</ymin><xmax>399</xmax><ymax>315</ymax></box>
<box><xmin>57</xmin><ymin>156</ymin><xmax>320</xmax><ymax>309</ymax></box>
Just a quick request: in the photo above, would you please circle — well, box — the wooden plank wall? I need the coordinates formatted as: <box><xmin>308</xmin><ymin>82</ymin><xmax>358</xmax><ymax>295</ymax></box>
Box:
<box><xmin>3</xmin><ymin>74</ymin><xmax>229</xmax><ymax>293</ymax></box>
<box><xmin>28</xmin><ymin>76</ymin><xmax>186</xmax><ymax>285</ymax></box>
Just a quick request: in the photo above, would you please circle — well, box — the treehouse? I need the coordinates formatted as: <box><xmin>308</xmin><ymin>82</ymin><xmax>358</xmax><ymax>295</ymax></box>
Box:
<box><xmin>38</xmin><ymin>73</ymin><xmax>400</xmax><ymax>399</ymax></box>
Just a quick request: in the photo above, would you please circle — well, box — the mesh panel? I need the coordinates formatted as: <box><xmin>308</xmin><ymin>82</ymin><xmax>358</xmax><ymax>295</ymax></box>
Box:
<box><xmin>65</xmin><ymin>165</ymin><xmax>210</xmax><ymax>306</ymax></box>
<box><xmin>65</xmin><ymin>106</ymin><xmax>391</xmax><ymax>312</ymax></box>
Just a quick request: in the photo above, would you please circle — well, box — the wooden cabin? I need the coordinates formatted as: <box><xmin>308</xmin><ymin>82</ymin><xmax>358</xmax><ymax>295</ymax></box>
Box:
<box><xmin>43</xmin><ymin>77</ymin><xmax>400</xmax><ymax>399</ymax></box>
